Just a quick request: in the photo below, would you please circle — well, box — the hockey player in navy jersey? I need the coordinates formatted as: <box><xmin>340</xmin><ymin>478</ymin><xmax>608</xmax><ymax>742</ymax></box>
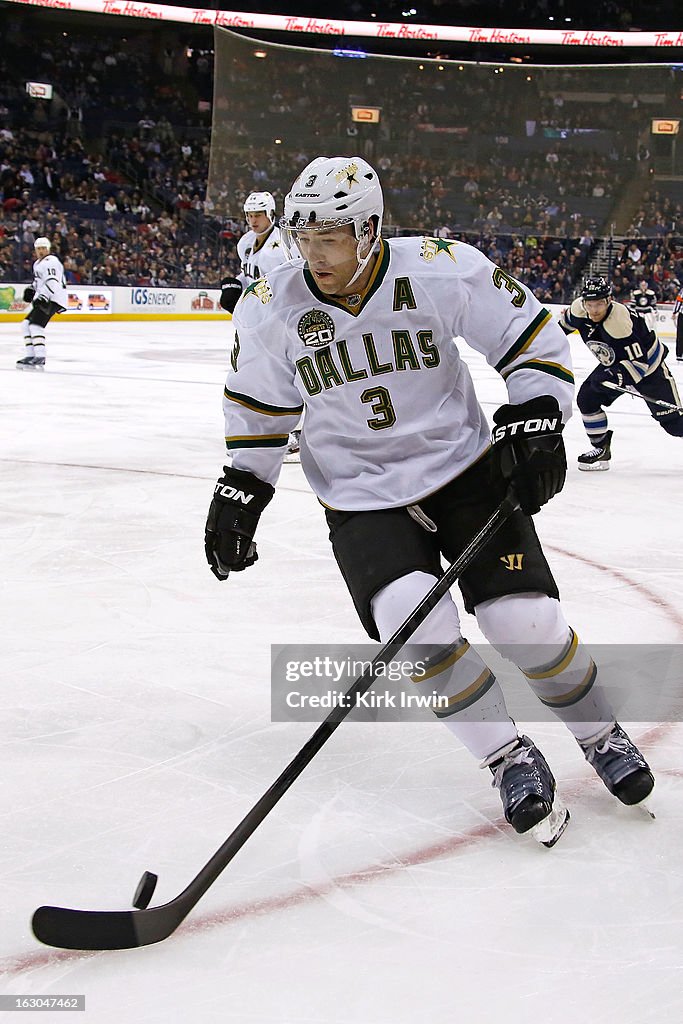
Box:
<box><xmin>205</xmin><ymin>157</ymin><xmax>653</xmax><ymax>846</ymax></box>
<box><xmin>561</xmin><ymin>277</ymin><xmax>683</xmax><ymax>470</ymax></box>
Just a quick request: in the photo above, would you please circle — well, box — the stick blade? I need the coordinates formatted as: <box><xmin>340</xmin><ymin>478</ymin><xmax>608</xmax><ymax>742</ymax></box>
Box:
<box><xmin>33</xmin><ymin>895</ymin><xmax>187</xmax><ymax>951</ymax></box>
<box><xmin>32</xmin><ymin>905</ymin><xmax>142</xmax><ymax>950</ymax></box>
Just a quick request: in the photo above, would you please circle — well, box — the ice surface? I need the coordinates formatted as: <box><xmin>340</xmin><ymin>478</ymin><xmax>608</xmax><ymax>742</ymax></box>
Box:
<box><xmin>0</xmin><ymin>320</ymin><xmax>681</xmax><ymax>1023</ymax></box>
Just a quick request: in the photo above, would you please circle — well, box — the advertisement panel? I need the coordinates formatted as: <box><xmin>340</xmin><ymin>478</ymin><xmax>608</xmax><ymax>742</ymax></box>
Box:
<box><xmin>0</xmin><ymin>290</ymin><xmax>677</xmax><ymax>329</ymax></box>
<box><xmin>65</xmin><ymin>289</ymin><xmax>114</xmax><ymax>313</ymax></box>
<box><xmin>0</xmin><ymin>285</ymin><xmax>113</xmax><ymax>315</ymax></box>
<box><xmin>0</xmin><ymin>285</ymin><xmax>225</xmax><ymax>320</ymax></box>
<box><xmin>26</xmin><ymin>81</ymin><xmax>54</xmax><ymax>99</ymax></box>
<box><xmin>120</xmin><ymin>287</ymin><xmax>222</xmax><ymax>314</ymax></box>
<box><xmin>5</xmin><ymin>0</ymin><xmax>683</xmax><ymax>49</ymax></box>
<box><xmin>128</xmin><ymin>287</ymin><xmax>178</xmax><ymax>311</ymax></box>
<box><xmin>651</xmin><ymin>118</ymin><xmax>680</xmax><ymax>135</ymax></box>
<box><xmin>0</xmin><ymin>284</ymin><xmax>28</xmax><ymax>313</ymax></box>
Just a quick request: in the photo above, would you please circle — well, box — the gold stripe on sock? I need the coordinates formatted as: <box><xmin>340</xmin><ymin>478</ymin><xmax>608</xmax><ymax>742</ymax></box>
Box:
<box><xmin>535</xmin><ymin>660</ymin><xmax>598</xmax><ymax>708</ymax></box>
<box><xmin>433</xmin><ymin>668</ymin><xmax>496</xmax><ymax>718</ymax></box>
<box><xmin>410</xmin><ymin>640</ymin><xmax>470</xmax><ymax>682</ymax></box>
<box><xmin>524</xmin><ymin>629</ymin><xmax>579</xmax><ymax>680</ymax></box>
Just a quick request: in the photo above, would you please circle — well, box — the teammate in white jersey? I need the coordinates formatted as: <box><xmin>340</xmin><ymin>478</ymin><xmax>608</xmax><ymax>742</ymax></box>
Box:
<box><xmin>205</xmin><ymin>156</ymin><xmax>653</xmax><ymax>844</ymax></box>
<box><xmin>219</xmin><ymin>191</ymin><xmax>285</xmax><ymax>315</ymax></box>
<box><xmin>17</xmin><ymin>236</ymin><xmax>67</xmax><ymax>370</ymax></box>
<box><xmin>219</xmin><ymin>191</ymin><xmax>301</xmax><ymax>458</ymax></box>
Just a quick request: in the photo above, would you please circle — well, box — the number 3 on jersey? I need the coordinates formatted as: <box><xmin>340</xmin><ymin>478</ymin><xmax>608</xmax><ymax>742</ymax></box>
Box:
<box><xmin>361</xmin><ymin>386</ymin><xmax>396</xmax><ymax>430</ymax></box>
<box><xmin>492</xmin><ymin>267</ymin><xmax>526</xmax><ymax>308</ymax></box>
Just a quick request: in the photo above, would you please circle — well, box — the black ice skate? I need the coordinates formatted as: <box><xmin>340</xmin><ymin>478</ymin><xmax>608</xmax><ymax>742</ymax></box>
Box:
<box><xmin>578</xmin><ymin>430</ymin><xmax>612</xmax><ymax>472</ymax></box>
<box><xmin>486</xmin><ymin>736</ymin><xmax>570</xmax><ymax>847</ymax></box>
<box><xmin>16</xmin><ymin>356</ymin><xmax>45</xmax><ymax>371</ymax></box>
<box><xmin>283</xmin><ymin>430</ymin><xmax>301</xmax><ymax>463</ymax></box>
<box><xmin>579</xmin><ymin>722</ymin><xmax>654</xmax><ymax>806</ymax></box>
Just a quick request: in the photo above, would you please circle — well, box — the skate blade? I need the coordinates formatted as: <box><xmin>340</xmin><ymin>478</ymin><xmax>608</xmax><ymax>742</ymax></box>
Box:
<box><xmin>530</xmin><ymin>803</ymin><xmax>570</xmax><ymax>848</ymax></box>
<box><xmin>577</xmin><ymin>463</ymin><xmax>609</xmax><ymax>472</ymax></box>
<box><xmin>637</xmin><ymin>801</ymin><xmax>656</xmax><ymax>820</ymax></box>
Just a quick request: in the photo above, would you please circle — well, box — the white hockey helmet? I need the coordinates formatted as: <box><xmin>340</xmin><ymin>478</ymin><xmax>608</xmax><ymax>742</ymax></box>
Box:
<box><xmin>243</xmin><ymin>191</ymin><xmax>276</xmax><ymax>221</ymax></box>
<box><xmin>281</xmin><ymin>156</ymin><xmax>383</xmax><ymax>286</ymax></box>
<box><xmin>34</xmin><ymin>236</ymin><xmax>51</xmax><ymax>250</ymax></box>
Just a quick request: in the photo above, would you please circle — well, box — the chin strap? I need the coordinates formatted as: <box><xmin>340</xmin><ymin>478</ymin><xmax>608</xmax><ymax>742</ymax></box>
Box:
<box><xmin>346</xmin><ymin>235</ymin><xmax>380</xmax><ymax>289</ymax></box>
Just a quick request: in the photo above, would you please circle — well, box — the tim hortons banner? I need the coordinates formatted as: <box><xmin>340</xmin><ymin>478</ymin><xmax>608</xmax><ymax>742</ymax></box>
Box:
<box><xmin>5</xmin><ymin>0</ymin><xmax>683</xmax><ymax>48</ymax></box>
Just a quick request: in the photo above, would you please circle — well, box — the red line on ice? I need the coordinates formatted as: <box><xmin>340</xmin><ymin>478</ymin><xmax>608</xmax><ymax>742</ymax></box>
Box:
<box><xmin>1</xmin><ymin>553</ymin><xmax>680</xmax><ymax>973</ymax></box>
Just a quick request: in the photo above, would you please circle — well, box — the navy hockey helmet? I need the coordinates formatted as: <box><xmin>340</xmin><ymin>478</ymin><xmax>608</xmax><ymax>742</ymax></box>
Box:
<box><xmin>581</xmin><ymin>277</ymin><xmax>612</xmax><ymax>301</ymax></box>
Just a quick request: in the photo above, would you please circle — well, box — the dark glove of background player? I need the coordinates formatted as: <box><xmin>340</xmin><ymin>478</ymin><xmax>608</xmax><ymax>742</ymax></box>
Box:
<box><xmin>492</xmin><ymin>395</ymin><xmax>567</xmax><ymax>516</ymax></box>
<box><xmin>604</xmin><ymin>364</ymin><xmax>626</xmax><ymax>388</ymax></box>
<box><xmin>23</xmin><ymin>286</ymin><xmax>35</xmax><ymax>303</ymax></box>
<box><xmin>205</xmin><ymin>467</ymin><xmax>275</xmax><ymax>579</ymax></box>
<box><xmin>219</xmin><ymin>277</ymin><xmax>243</xmax><ymax>313</ymax></box>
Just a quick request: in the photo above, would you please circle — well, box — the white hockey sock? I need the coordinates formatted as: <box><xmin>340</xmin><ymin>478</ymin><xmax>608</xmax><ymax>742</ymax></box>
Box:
<box><xmin>519</xmin><ymin>629</ymin><xmax>615</xmax><ymax>741</ymax></box>
<box><xmin>29</xmin><ymin>324</ymin><xmax>46</xmax><ymax>358</ymax></box>
<box><xmin>476</xmin><ymin>593</ymin><xmax>615</xmax><ymax>742</ymax></box>
<box><xmin>22</xmin><ymin>322</ymin><xmax>34</xmax><ymax>356</ymax></box>
<box><xmin>405</xmin><ymin>636</ymin><xmax>516</xmax><ymax>758</ymax></box>
<box><xmin>372</xmin><ymin>573</ymin><xmax>518</xmax><ymax>761</ymax></box>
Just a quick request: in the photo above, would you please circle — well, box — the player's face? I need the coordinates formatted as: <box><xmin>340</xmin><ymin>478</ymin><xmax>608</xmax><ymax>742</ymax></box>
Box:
<box><xmin>246</xmin><ymin>211</ymin><xmax>271</xmax><ymax>234</ymax></box>
<box><xmin>295</xmin><ymin>226</ymin><xmax>373</xmax><ymax>296</ymax></box>
<box><xmin>583</xmin><ymin>298</ymin><xmax>609</xmax><ymax>322</ymax></box>
<box><xmin>34</xmin><ymin>245</ymin><xmax>49</xmax><ymax>259</ymax></box>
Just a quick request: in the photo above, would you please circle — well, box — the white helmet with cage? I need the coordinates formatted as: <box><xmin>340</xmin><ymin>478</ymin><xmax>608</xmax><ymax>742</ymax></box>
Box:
<box><xmin>243</xmin><ymin>191</ymin><xmax>276</xmax><ymax>221</ymax></box>
<box><xmin>281</xmin><ymin>156</ymin><xmax>383</xmax><ymax>286</ymax></box>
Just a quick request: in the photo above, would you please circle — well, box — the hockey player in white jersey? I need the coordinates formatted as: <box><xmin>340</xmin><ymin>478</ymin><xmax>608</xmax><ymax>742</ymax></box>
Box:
<box><xmin>219</xmin><ymin>191</ymin><xmax>285</xmax><ymax>315</ymax></box>
<box><xmin>629</xmin><ymin>279</ymin><xmax>658</xmax><ymax>332</ymax></box>
<box><xmin>205</xmin><ymin>156</ymin><xmax>654</xmax><ymax>845</ymax></box>
<box><xmin>16</xmin><ymin>237</ymin><xmax>67</xmax><ymax>370</ymax></box>
<box><xmin>219</xmin><ymin>191</ymin><xmax>301</xmax><ymax>459</ymax></box>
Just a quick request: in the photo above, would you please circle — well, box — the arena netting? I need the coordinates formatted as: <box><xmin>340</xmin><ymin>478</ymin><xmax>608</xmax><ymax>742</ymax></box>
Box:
<box><xmin>208</xmin><ymin>28</ymin><xmax>683</xmax><ymax>245</ymax></box>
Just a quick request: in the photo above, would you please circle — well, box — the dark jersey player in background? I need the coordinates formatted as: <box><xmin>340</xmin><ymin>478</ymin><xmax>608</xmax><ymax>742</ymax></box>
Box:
<box><xmin>561</xmin><ymin>277</ymin><xmax>683</xmax><ymax>471</ymax></box>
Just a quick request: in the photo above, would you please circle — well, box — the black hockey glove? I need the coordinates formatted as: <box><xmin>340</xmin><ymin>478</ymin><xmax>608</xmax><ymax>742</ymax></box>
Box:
<box><xmin>492</xmin><ymin>396</ymin><xmax>566</xmax><ymax>516</ymax></box>
<box><xmin>23</xmin><ymin>286</ymin><xmax>35</xmax><ymax>303</ymax></box>
<box><xmin>219</xmin><ymin>277</ymin><xmax>243</xmax><ymax>313</ymax></box>
<box><xmin>605</xmin><ymin>365</ymin><xmax>626</xmax><ymax>388</ymax></box>
<box><xmin>205</xmin><ymin>467</ymin><xmax>275</xmax><ymax>579</ymax></box>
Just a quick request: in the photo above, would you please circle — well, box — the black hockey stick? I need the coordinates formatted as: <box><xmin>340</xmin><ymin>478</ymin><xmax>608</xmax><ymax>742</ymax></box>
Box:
<box><xmin>32</xmin><ymin>491</ymin><xmax>520</xmax><ymax>951</ymax></box>
<box><xmin>603</xmin><ymin>380</ymin><xmax>682</xmax><ymax>412</ymax></box>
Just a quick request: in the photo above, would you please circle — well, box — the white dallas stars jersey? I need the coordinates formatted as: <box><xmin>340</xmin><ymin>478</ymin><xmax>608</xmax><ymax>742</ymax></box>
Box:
<box><xmin>236</xmin><ymin>225</ymin><xmax>286</xmax><ymax>286</ymax></box>
<box><xmin>225</xmin><ymin>236</ymin><xmax>574</xmax><ymax>511</ymax></box>
<box><xmin>32</xmin><ymin>253</ymin><xmax>67</xmax><ymax>309</ymax></box>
